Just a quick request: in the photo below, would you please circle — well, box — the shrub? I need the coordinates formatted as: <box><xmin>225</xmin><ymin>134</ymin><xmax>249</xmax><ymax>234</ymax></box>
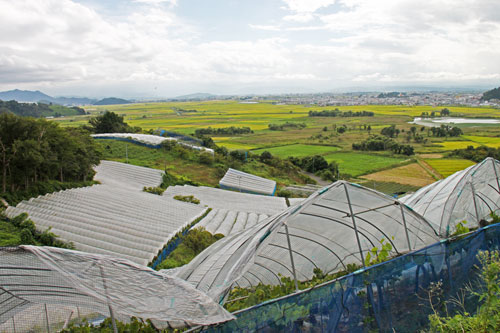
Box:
<box><xmin>142</xmin><ymin>186</ymin><xmax>165</xmax><ymax>195</ymax></box>
<box><xmin>20</xmin><ymin>229</ymin><xmax>35</xmax><ymax>245</ymax></box>
<box><xmin>173</xmin><ymin>195</ymin><xmax>200</xmax><ymax>204</ymax></box>
<box><xmin>199</xmin><ymin>151</ymin><xmax>214</xmax><ymax>165</ymax></box>
<box><xmin>429</xmin><ymin>250</ymin><xmax>500</xmax><ymax>332</ymax></box>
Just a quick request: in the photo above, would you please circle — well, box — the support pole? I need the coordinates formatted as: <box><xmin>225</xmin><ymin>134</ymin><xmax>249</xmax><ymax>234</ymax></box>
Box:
<box><xmin>492</xmin><ymin>159</ymin><xmax>500</xmax><ymax>193</ymax></box>
<box><xmin>400</xmin><ymin>204</ymin><xmax>412</xmax><ymax>251</ymax></box>
<box><xmin>12</xmin><ymin>317</ymin><xmax>16</xmax><ymax>333</ymax></box>
<box><xmin>470</xmin><ymin>181</ymin><xmax>481</xmax><ymax>224</ymax></box>
<box><xmin>125</xmin><ymin>143</ymin><xmax>128</xmax><ymax>164</ymax></box>
<box><xmin>344</xmin><ymin>182</ymin><xmax>366</xmax><ymax>267</ymax></box>
<box><xmin>284</xmin><ymin>223</ymin><xmax>299</xmax><ymax>292</ymax></box>
<box><xmin>99</xmin><ymin>265</ymin><xmax>118</xmax><ymax>333</ymax></box>
<box><xmin>44</xmin><ymin>304</ymin><xmax>50</xmax><ymax>333</ymax></box>
<box><xmin>62</xmin><ymin>311</ymin><xmax>74</xmax><ymax>329</ymax></box>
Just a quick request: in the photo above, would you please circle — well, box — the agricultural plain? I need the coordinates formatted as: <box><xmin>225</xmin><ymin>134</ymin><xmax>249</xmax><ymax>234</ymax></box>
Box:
<box><xmin>55</xmin><ymin>100</ymin><xmax>500</xmax><ymax>190</ymax></box>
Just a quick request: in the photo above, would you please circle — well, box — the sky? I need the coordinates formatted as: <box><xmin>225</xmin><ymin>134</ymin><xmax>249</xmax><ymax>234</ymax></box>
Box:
<box><xmin>0</xmin><ymin>0</ymin><xmax>500</xmax><ymax>98</ymax></box>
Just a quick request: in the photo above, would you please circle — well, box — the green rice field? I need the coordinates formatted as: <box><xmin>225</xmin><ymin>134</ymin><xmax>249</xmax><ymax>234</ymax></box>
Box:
<box><xmin>251</xmin><ymin>144</ymin><xmax>340</xmax><ymax>159</ymax></box>
<box><xmin>424</xmin><ymin>159</ymin><xmax>476</xmax><ymax>177</ymax></box>
<box><xmin>324</xmin><ymin>152</ymin><xmax>408</xmax><ymax>177</ymax></box>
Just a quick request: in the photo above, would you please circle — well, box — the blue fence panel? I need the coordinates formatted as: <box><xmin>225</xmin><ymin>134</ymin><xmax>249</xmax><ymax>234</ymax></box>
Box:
<box><xmin>201</xmin><ymin>224</ymin><xmax>500</xmax><ymax>332</ymax></box>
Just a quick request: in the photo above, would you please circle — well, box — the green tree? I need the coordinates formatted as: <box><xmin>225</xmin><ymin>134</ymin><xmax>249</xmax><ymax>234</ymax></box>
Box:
<box><xmin>88</xmin><ymin>111</ymin><xmax>138</xmax><ymax>133</ymax></box>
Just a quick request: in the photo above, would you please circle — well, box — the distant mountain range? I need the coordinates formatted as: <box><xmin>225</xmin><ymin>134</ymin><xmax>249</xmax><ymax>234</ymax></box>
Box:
<box><xmin>93</xmin><ymin>97</ymin><xmax>131</xmax><ymax>105</ymax></box>
<box><xmin>0</xmin><ymin>89</ymin><xmax>132</xmax><ymax>106</ymax></box>
<box><xmin>171</xmin><ymin>93</ymin><xmax>217</xmax><ymax>100</ymax></box>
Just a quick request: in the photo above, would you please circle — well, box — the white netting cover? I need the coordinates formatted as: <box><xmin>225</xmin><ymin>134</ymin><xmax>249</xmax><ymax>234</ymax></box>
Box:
<box><xmin>219</xmin><ymin>168</ymin><xmax>276</xmax><ymax>195</ymax></box>
<box><xmin>164</xmin><ymin>185</ymin><xmax>287</xmax><ymax>215</ymax></box>
<box><xmin>0</xmin><ymin>246</ymin><xmax>234</xmax><ymax>330</ymax></box>
<box><xmin>5</xmin><ymin>161</ymin><xmax>207</xmax><ymax>266</ymax></box>
<box><xmin>171</xmin><ymin>181</ymin><xmax>439</xmax><ymax>300</ymax></box>
<box><xmin>92</xmin><ymin>133</ymin><xmax>214</xmax><ymax>154</ymax></box>
<box><xmin>401</xmin><ymin>157</ymin><xmax>500</xmax><ymax>236</ymax></box>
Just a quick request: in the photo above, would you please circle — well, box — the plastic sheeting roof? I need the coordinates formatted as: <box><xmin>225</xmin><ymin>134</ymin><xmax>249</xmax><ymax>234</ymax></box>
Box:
<box><xmin>164</xmin><ymin>185</ymin><xmax>287</xmax><ymax>215</ymax></box>
<box><xmin>0</xmin><ymin>246</ymin><xmax>234</xmax><ymax>328</ymax></box>
<box><xmin>172</xmin><ymin>181</ymin><xmax>439</xmax><ymax>300</ymax></box>
<box><xmin>400</xmin><ymin>157</ymin><xmax>500</xmax><ymax>236</ymax></box>
<box><xmin>5</xmin><ymin>161</ymin><xmax>207</xmax><ymax>265</ymax></box>
<box><xmin>92</xmin><ymin>133</ymin><xmax>214</xmax><ymax>154</ymax></box>
<box><xmin>219</xmin><ymin>168</ymin><xmax>276</xmax><ymax>195</ymax></box>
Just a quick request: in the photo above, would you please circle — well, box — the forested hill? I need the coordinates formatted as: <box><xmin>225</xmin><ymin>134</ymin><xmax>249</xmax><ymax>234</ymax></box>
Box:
<box><xmin>0</xmin><ymin>100</ymin><xmax>85</xmax><ymax>118</ymax></box>
<box><xmin>482</xmin><ymin>86</ymin><xmax>500</xmax><ymax>101</ymax></box>
<box><xmin>94</xmin><ymin>97</ymin><xmax>131</xmax><ymax>105</ymax></box>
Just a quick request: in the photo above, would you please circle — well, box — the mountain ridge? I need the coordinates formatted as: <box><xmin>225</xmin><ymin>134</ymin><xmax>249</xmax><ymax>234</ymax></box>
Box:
<box><xmin>0</xmin><ymin>89</ymin><xmax>96</xmax><ymax>106</ymax></box>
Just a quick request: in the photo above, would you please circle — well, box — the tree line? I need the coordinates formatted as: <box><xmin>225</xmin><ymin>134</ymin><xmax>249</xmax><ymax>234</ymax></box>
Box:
<box><xmin>268</xmin><ymin>122</ymin><xmax>306</xmax><ymax>131</ymax></box>
<box><xmin>352</xmin><ymin>135</ymin><xmax>414</xmax><ymax>155</ymax></box>
<box><xmin>0</xmin><ymin>113</ymin><xmax>101</xmax><ymax>195</ymax></box>
<box><xmin>194</xmin><ymin>126</ymin><xmax>253</xmax><ymax>136</ymax></box>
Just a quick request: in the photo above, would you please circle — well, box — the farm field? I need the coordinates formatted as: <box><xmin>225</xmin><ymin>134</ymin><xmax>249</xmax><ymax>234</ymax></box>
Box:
<box><xmin>252</xmin><ymin>144</ymin><xmax>340</xmax><ymax>159</ymax></box>
<box><xmin>324</xmin><ymin>152</ymin><xmax>408</xmax><ymax>177</ymax></box>
<box><xmin>436</xmin><ymin>141</ymin><xmax>481</xmax><ymax>151</ymax></box>
<box><xmin>424</xmin><ymin>159</ymin><xmax>475</xmax><ymax>177</ymax></box>
<box><xmin>462</xmin><ymin>135</ymin><xmax>500</xmax><ymax>148</ymax></box>
<box><xmin>55</xmin><ymin>101</ymin><xmax>500</xmax><ymax>132</ymax></box>
<box><xmin>50</xmin><ymin>100</ymin><xmax>500</xmax><ymax>191</ymax></box>
<box><xmin>361</xmin><ymin>163</ymin><xmax>436</xmax><ymax>187</ymax></box>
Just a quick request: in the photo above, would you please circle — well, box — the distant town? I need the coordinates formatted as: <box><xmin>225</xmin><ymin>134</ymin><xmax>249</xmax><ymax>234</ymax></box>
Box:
<box><xmin>244</xmin><ymin>91</ymin><xmax>500</xmax><ymax>108</ymax></box>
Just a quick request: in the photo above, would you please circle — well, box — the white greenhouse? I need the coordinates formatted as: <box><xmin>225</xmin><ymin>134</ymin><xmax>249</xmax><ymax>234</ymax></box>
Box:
<box><xmin>171</xmin><ymin>181</ymin><xmax>440</xmax><ymax>300</ymax></box>
<box><xmin>164</xmin><ymin>185</ymin><xmax>287</xmax><ymax>215</ymax></box>
<box><xmin>219</xmin><ymin>168</ymin><xmax>277</xmax><ymax>195</ymax></box>
<box><xmin>0</xmin><ymin>246</ymin><xmax>233</xmax><ymax>332</ymax></box>
<box><xmin>92</xmin><ymin>133</ymin><xmax>214</xmax><ymax>153</ymax></box>
<box><xmin>5</xmin><ymin>161</ymin><xmax>207</xmax><ymax>266</ymax></box>
<box><xmin>401</xmin><ymin>157</ymin><xmax>500</xmax><ymax>236</ymax></box>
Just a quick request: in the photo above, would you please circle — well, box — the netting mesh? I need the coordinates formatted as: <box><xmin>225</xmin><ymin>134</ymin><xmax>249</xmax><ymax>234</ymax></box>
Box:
<box><xmin>173</xmin><ymin>181</ymin><xmax>440</xmax><ymax>300</ymax></box>
<box><xmin>198</xmin><ymin>223</ymin><xmax>500</xmax><ymax>332</ymax></box>
<box><xmin>401</xmin><ymin>157</ymin><xmax>500</xmax><ymax>236</ymax></box>
<box><xmin>0</xmin><ymin>246</ymin><xmax>234</xmax><ymax>331</ymax></box>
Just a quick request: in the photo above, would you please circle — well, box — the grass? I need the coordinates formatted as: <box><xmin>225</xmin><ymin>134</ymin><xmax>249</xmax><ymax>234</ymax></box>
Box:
<box><xmin>324</xmin><ymin>152</ymin><xmax>407</xmax><ymax>177</ymax></box>
<box><xmin>0</xmin><ymin>220</ymin><xmax>21</xmax><ymax>246</ymax></box>
<box><xmin>97</xmin><ymin>139</ymin><xmax>310</xmax><ymax>187</ymax></box>
<box><xmin>424</xmin><ymin>159</ymin><xmax>475</xmax><ymax>177</ymax></box>
<box><xmin>252</xmin><ymin>144</ymin><xmax>340</xmax><ymax>159</ymax></box>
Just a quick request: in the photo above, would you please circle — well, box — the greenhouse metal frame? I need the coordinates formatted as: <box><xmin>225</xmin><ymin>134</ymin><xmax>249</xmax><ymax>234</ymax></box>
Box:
<box><xmin>401</xmin><ymin>157</ymin><xmax>500</xmax><ymax>236</ymax></box>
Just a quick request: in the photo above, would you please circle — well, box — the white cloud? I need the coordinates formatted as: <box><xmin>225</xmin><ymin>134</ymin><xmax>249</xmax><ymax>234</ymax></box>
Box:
<box><xmin>283</xmin><ymin>13</ymin><xmax>315</xmax><ymax>23</ymax></box>
<box><xmin>133</xmin><ymin>0</ymin><xmax>178</xmax><ymax>6</ymax></box>
<box><xmin>0</xmin><ymin>0</ymin><xmax>499</xmax><ymax>96</ymax></box>
<box><xmin>281</xmin><ymin>0</ymin><xmax>336</xmax><ymax>13</ymax></box>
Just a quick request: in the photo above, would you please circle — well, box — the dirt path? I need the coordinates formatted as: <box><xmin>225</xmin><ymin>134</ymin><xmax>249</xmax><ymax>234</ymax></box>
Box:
<box><xmin>302</xmin><ymin>171</ymin><xmax>331</xmax><ymax>186</ymax></box>
<box><xmin>416</xmin><ymin>158</ymin><xmax>442</xmax><ymax>180</ymax></box>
